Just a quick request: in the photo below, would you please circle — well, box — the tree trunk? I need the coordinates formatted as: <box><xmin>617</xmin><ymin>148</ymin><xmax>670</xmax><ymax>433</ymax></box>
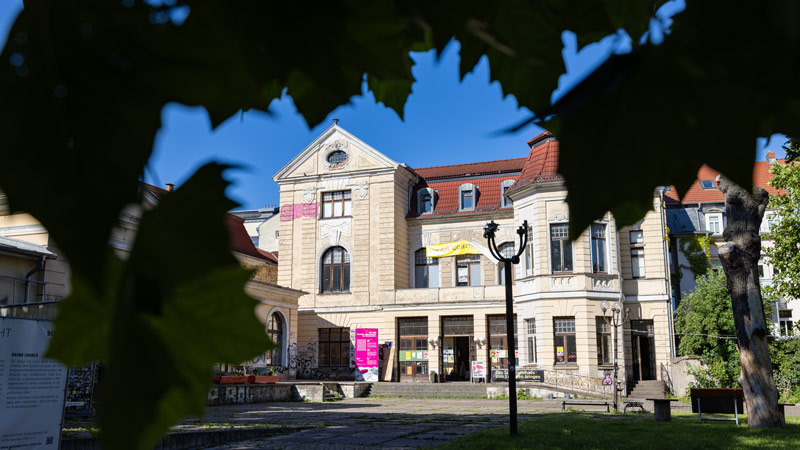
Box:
<box><xmin>716</xmin><ymin>175</ymin><xmax>782</xmax><ymax>428</ymax></box>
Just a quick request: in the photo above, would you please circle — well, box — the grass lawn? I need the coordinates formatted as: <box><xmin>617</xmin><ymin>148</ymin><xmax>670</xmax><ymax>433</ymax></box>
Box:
<box><xmin>436</xmin><ymin>412</ymin><xmax>800</xmax><ymax>449</ymax></box>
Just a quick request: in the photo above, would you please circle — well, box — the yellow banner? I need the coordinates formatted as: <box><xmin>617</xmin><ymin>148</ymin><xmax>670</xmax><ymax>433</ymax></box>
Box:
<box><xmin>426</xmin><ymin>240</ymin><xmax>482</xmax><ymax>258</ymax></box>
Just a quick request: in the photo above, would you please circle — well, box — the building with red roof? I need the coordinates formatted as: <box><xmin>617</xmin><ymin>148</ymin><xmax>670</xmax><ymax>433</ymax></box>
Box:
<box><xmin>273</xmin><ymin>123</ymin><xmax>674</xmax><ymax>395</ymax></box>
<box><xmin>664</xmin><ymin>153</ymin><xmax>794</xmax><ymax>335</ymax></box>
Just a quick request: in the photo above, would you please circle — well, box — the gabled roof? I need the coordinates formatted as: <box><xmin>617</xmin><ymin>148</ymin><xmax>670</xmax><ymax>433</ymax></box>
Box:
<box><xmin>506</xmin><ymin>131</ymin><xmax>562</xmax><ymax>195</ymax></box>
<box><xmin>273</xmin><ymin>123</ymin><xmax>401</xmax><ymax>181</ymax></box>
<box><xmin>665</xmin><ymin>160</ymin><xmax>787</xmax><ymax>205</ymax></box>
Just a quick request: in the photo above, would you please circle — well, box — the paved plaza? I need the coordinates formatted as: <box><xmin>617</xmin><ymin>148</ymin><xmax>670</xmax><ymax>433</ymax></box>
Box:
<box><xmin>197</xmin><ymin>397</ymin><xmax>567</xmax><ymax>449</ymax></box>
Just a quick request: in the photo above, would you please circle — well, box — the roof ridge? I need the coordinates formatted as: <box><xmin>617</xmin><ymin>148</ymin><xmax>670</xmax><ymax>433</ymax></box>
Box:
<box><xmin>413</xmin><ymin>156</ymin><xmax>526</xmax><ymax>172</ymax></box>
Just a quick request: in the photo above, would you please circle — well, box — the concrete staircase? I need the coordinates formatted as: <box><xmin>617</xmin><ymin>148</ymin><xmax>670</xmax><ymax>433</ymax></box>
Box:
<box><xmin>368</xmin><ymin>382</ymin><xmax>488</xmax><ymax>398</ymax></box>
<box><xmin>628</xmin><ymin>380</ymin><xmax>665</xmax><ymax>399</ymax></box>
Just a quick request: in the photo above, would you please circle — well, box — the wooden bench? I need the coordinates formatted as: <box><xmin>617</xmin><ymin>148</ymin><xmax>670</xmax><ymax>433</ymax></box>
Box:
<box><xmin>623</xmin><ymin>400</ymin><xmax>646</xmax><ymax>413</ymax></box>
<box><xmin>647</xmin><ymin>398</ymin><xmax>678</xmax><ymax>422</ymax></box>
<box><xmin>561</xmin><ymin>400</ymin><xmax>610</xmax><ymax>413</ymax></box>
<box><xmin>690</xmin><ymin>388</ymin><xmax>744</xmax><ymax>425</ymax></box>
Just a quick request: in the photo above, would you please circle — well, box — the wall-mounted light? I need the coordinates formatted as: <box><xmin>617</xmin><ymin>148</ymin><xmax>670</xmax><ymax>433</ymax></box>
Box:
<box><xmin>428</xmin><ymin>337</ymin><xmax>438</xmax><ymax>349</ymax></box>
<box><xmin>473</xmin><ymin>336</ymin><xmax>486</xmax><ymax>348</ymax></box>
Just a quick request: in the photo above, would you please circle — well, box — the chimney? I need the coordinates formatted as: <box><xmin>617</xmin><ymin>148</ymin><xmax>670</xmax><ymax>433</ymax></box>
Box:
<box><xmin>333</xmin><ymin>118</ymin><xmax>340</xmax><ymax>125</ymax></box>
<box><xmin>767</xmin><ymin>151</ymin><xmax>776</xmax><ymax>164</ymax></box>
<box><xmin>165</xmin><ymin>183</ymin><xmax>174</xmax><ymax>192</ymax></box>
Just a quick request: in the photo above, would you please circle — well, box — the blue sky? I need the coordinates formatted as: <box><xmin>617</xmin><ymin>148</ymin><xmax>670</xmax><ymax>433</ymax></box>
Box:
<box><xmin>1</xmin><ymin>1</ymin><xmax>787</xmax><ymax>209</ymax></box>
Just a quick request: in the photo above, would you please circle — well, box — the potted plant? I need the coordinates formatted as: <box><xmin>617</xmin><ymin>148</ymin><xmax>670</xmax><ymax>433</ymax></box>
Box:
<box><xmin>253</xmin><ymin>367</ymin><xmax>280</xmax><ymax>383</ymax></box>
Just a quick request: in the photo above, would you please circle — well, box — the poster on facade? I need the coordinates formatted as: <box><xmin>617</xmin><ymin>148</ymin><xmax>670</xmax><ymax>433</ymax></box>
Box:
<box><xmin>354</xmin><ymin>328</ymin><xmax>379</xmax><ymax>382</ymax></box>
<box><xmin>0</xmin><ymin>317</ymin><xmax>67</xmax><ymax>449</ymax></box>
<box><xmin>471</xmin><ymin>361</ymin><xmax>486</xmax><ymax>379</ymax></box>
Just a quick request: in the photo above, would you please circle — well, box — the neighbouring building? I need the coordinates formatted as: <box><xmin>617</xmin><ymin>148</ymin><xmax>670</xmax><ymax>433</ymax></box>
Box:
<box><xmin>0</xmin><ymin>184</ymin><xmax>304</xmax><ymax>380</ymax></box>
<box><xmin>231</xmin><ymin>206</ymin><xmax>281</xmax><ymax>254</ymax></box>
<box><xmin>274</xmin><ymin>123</ymin><xmax>675</xmax><ymax>390</ymax></box>
<box><xmin>665</xmin><ymin>152</ymin><xmax>796</xmax><ymax>338</ymax></box>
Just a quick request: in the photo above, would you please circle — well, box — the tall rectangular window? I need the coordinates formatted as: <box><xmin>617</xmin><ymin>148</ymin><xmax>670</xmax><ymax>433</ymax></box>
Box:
<box><xmin>596</xmin><ymin>317</ymin><xmax>611</xmax><ymax>365</ymax></box>
<box><xmin>318</xmin><ymin>327</ymin><xmax>350</xmax><ymax>367</ymax></box>
<box><xmin>488</xmin><ymin>315</ymin><xmax>518</xmax><ymax>369</ymax></box>
<box><xmin>414</xmin><ymin>249</ymin><xmax>440</xmax><ymax>288</ymax></box>
<box><xmin>706</xmin><ymin>213</ymin><xmax>722</xmax><ymax>234</ymax></box>
<box><xmin>322</xmin><ymin>190</ymin><xmax>352</xmax><ymax>218</ymax></box>
<box><xmin>524</xmin><ymin>226</ymin><xmax>534</xmax><ymax>276</ymax></box>
<box><xmin>526</xmin><ymin>319</ymin><xmax>537</xmax><ymax>365</ymax></box>
<box><xmin>456</xmin><ymin>254</ymin><xmax>481</xmax><ymax>286</ymax></box>
<box><xmin>553</xmin><ymin>317</ymin><xmax>577</xmax><ymax>363</ymax></box>
<box><xmin>591</xmin><ymin>224</ymin><xmax>607</xmax><ymax>273</ymax></box>
<box><xmin>780</xmin><ymin>310</ymin><xmax>794</xmax><ymax>336</ymax></box>
<box><xmin>630</xmin><ymin>230</ymin><xmax>645</xmax><ymax>279</ymax></box>
<box><xmin>550</xmin><ymin>224</ymin><xmax>573</xmax><ymax>273</ymax></box>
<box><xmin>461</xmin><ymin>190</ymin><xmax>474</xmax><ymax>210</ymax></box>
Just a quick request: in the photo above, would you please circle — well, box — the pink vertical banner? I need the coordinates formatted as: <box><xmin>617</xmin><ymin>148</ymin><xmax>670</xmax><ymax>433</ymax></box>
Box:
<box><xmin>354</xmin><ymin>328</ymin><xmax>379</xmax><ymax>381</ymax></box>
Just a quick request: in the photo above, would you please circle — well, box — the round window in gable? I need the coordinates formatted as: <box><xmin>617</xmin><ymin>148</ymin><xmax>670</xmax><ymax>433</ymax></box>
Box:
<box><xmin>327</xmin><ymin>150</ymin><xmax>348</xmax><ymax>167</ymax></box>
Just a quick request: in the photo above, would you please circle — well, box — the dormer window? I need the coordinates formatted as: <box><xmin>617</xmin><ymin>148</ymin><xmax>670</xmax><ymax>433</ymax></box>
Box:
<box><xmin>700</xmin><ymin>179</ymin><xmax>715</xmax><ymax>189</ymax></box>
<box><xmin>501</xmin><ymin>179</ymin><xmax>515</xmax><ymax>207</ymax></box>
<box><xmin>459</xmin><ymin>183</ymin><xmax>477</xmax><ymax>211</ymax></box>
<box><xmin>417</xmin><ymin>188</ymin><xmax>435</xmax><ymax>215</ymax></box>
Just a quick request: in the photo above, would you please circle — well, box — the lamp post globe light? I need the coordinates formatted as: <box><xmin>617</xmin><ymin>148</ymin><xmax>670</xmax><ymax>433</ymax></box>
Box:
<box><xmin>601</xmin><ymin>299</ymin><xmax>630</xmax><ymax>411</ymax></box>
<box><xmin>483</xmin><ymin>219</ymin><xmax>528</xmax><ymax>435</ymax></box>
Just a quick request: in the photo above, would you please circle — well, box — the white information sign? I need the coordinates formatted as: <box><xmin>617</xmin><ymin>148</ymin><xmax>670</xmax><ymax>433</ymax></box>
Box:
<box><xmin>0</xmin><ymin>318</ymin><xmax>67</xmax><ymax>449</ymax></box>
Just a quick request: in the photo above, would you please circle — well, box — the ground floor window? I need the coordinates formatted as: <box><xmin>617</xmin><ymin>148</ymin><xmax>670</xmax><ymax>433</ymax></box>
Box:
<box><xmin>553</xmin><ymin>317</ymin><xmax>577</xmax><ymax>364</ymax></box>
<box><xmin>398</xmin><ymin>318</ymin><xmax>429</xmax><ymax>381</ymax></box>
<box><xmin>488</xmin><ymin>315</ymin><xmax>517</xmax><ymax>369</ymax></box>
<box><xmin>318</xmin><ymin>327</ymin><xmax>350</xmax><ymax>367</ymax></box>
<box><xmin>596</xmin><ymin>317</ymin><xmax>611</xmax><ymax>365</ymax></box>
<box><xmin>526</xmin><ymin>319</ymin><xmax>537</xmax><ymax>364</ymax></box>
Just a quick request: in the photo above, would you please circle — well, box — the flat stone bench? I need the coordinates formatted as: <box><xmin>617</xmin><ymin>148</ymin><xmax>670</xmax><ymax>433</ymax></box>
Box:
<box><xmin>561</xmin><ymin>400</ymin><xmax>610</xmax><ymax>413</ymax></box>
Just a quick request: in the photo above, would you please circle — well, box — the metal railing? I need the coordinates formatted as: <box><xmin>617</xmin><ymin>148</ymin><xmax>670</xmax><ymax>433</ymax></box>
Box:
<box><xmin>0</xmin><ymin>300</ymin><xmax>59</xmax><ymax>320</ymax></box>
<box><xmin>0</xmin><ymin>274</ymin><xmax>52</xmax><ymax>305</ymax></box>
<box><xmin>539</xmin><ymin>369</ymin><xmax>614</xmax><ymax>397</ymax></box>
<box><xmin>661</xmin><ymin>362</ymin><xmax>673</xmax><ymax>395</ymax></box>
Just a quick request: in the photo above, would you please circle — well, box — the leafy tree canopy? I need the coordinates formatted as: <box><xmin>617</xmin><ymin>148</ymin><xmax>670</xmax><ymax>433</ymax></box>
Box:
<box><xmin>3</xmin><ymin>0</ymin><xmax>800</xmax><ymax>447</ymax></box>
<box><xmin>764</xmin><ymin>155</ymin><xmax>800</xmax><ymax>301</ymax></box>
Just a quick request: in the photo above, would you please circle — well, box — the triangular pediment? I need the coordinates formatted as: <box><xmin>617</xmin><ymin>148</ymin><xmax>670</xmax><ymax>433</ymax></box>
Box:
<box><xmin>273</xmin><ymin>124</ymin><xmax>401</xmax><ymax>181</ymax></box>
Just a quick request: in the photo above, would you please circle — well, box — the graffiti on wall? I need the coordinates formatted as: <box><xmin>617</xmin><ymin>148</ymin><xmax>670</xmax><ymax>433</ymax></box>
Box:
<box><xmin>281</xmin><ymin>203</ymin><xmax>318</xmax><ymax>221</ymax></box>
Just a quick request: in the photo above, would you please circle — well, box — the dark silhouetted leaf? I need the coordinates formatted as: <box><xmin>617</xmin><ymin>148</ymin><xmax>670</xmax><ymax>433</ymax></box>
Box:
<box><xmin>48</xmin><ymin>164</ymin><xmax>271</xmax><ymax>450</ymax></box>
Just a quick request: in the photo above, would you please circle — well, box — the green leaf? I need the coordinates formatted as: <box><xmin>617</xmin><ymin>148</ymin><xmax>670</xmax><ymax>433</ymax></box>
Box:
<box><xmin>540</xmin><ymin>1</ymin><xmax>800</xmax><ymax>236</ymax></box>
<box><xmin>48</xmin><ymin>163</ymin><xmax>271</xmax><ymax>450</ymax></box>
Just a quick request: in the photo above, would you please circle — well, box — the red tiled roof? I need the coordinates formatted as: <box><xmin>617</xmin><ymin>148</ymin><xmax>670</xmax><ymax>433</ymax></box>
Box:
<box><xmin>412</xmin><ymin>157</ymin><xmax>526</xmax><ymax>180</ymax></box>
<box><xmin>257</xmin><ymin>249</ymin><xmax>279</xmax><ymax>263</ymax></box>
<box><xmin>409</xmin><ymin>175</ymin><xmax>518</xmax><ymax>218</ymax></box>
<box><xmin>226</xmin><ymin>215</ymin><xmax>276</xmax><ymax>264</ymax></box>
<box><xmin>671</xmin><ymin>160</ymin><xmax>787</xmax><ymax>204</ymax></box>
<box><xmin>507</xmin><ymin>131</ymin><xmax>562</xmax><ymax>195</ymax></box>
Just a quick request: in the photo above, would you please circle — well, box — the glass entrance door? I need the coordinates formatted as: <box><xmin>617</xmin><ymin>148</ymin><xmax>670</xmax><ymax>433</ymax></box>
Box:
<box><xmin>398</xmin><ymin>318</ymin><xmax>428</xmax><ymax>382</ymax></box>
<box><xmin>630</xmin><ymin>320</ymin><xmax>656</xmax><ymax>380</ymax></box>
<box><xmin>441</xmin><ymin>316</ymin><xmax>474</xmax><ymax>381</ymax></box>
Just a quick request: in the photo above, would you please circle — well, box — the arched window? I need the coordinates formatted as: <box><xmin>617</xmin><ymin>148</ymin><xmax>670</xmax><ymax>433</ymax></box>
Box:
<box><xmin>265</xmin><ymin>313</ymin><xmax>283</xmax><ymax>366</ymax></box>
<box><xmin>321</xmin><ymin>246</ymin><xmax>350</xmax><ymax>293</ymax></box>
<box><xmin>498</xmin><ymin>242</ymin><xmax>515</xmax><ymax>285</ymax></box>
<box><xmin>414</xmin><ymin>248</ymin><xmax>440</xmax><ymax>288</ymax></box>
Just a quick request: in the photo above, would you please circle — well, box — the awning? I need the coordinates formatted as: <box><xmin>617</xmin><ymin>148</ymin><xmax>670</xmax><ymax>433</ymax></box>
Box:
<box><xmin>426</xmin><ymin>240</ymin><xmax>498</xmax><ymax>263</ymax></box>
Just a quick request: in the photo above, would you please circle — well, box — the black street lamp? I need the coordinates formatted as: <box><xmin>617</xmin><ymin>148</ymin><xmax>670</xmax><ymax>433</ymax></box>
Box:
<box><xmin>601</xmin><ymin>300</ymin><xmax>630</xmax><ymax>411</ymax></box>
<box><xmin>484</xmin><ymin>219</ymin><xmax>528</xmax><ymax>435</ymax></box>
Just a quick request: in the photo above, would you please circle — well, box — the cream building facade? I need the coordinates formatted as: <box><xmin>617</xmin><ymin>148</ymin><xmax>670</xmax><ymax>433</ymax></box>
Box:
<box><xmin>275</xmin><ymin>125</ymin><xmax>675</xmax><ymax>389</ymax></box>
<box><xmin>508</xmin><ymin>133</ymin><xmax>674</xmax><ymax>390</ymax></box>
